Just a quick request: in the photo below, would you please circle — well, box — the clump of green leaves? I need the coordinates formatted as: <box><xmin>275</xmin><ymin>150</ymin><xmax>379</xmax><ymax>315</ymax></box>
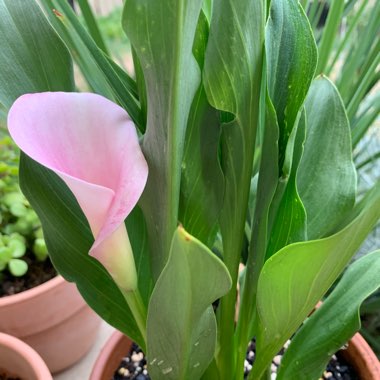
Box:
<box><xmin>0</xmin><ymin>133</ymin><xmax>48</xmax><ymax>278</ymax></box>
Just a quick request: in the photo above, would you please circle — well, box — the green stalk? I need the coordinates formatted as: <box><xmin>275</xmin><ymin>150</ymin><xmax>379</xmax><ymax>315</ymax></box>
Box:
<box><xmin>338</xmin><ymin>2</ymin><xmax>380</xmax><ymax>99</ymax></box>
<box><xmin>235</xmin><ymin>83</ymin><xmax>276</xmax><ymax>380</ymax></box>
<box><xmin>310</xmin><ymin>2</ymin><xmax>326</xmax><ymax>31</ymax></box>
<box><xmin>316</xmin><ymin>0</ymin><xmax>345</xmax><ymax>74</ymax></box>
<box><xmin>122</xmin><ymin>288</ymin><xmax>147</xmax><ymax>349</ymax></box>
<box><xmin>76</xmin><ymin>0</ymin><xmax>109</xmax><ymax>55</ymax></box>
<box><xmin>352</xmin><ymin>114</ymin><xmax>379</xmax><ymax>148</ymax></box>
<box><xmin>308</xmin><ymin>0</ymin><xmax>321</xmax><ymax>29</ymax></box>
<box><xmin>326</xmin><ymin>0</ymin><xmax>368</xmax><ymax>75</ymax></box>
<box><xmin>346</xmin><ymin>51</ymin><xmax>380</xmax><ymax>120</ymax></box>
<box><xmin>356</xmin><ymin>151</ymin><xmax>380</xmax><ymax>171</ymax></box>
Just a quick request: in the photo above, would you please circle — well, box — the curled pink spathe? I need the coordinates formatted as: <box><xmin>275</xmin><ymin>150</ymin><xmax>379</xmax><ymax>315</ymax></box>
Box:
<box><xmin>8</xmin><ymin>92</ymin><xmax>148</xmax><ymax>289</ymax></box>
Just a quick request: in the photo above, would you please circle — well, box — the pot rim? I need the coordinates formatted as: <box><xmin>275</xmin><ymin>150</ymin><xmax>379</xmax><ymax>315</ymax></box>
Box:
<box><xmin>0</xmin><ymin>332</ymin><xmax>52</xmax><ymax>379</ymax></box>
<box><xmin>342</xmin><ymin>332</ymin><xmax>380</xmax><ymax>379</ymax></box>
<box><xmin>90</xmin><ymin>330</ymin><xmax>132</xmax><ymax>380</ymax></box>
<box><xmin>0</xmin><ymin>275</ymin><xmax>63</xmax><ymax>307</ymax></box>
<box><xmin>93</xmin><ymin>331</ymin><xmax>380</xmax><ymax>379</ymax></box>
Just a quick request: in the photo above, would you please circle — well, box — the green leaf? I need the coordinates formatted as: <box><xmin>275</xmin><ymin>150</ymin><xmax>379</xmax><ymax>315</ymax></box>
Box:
<box><xmin>125</xmin><ymin>206</ymin><xmax>152</xmax><ymax>306</ymax></box>
<box><xmin>0</xmin><ymin>0</ymin><xmax>73</xmax><ymax>108</ymax></box>
<box><xmin>266</xmin><ymin>111</ymin><xmax>307</xmax><ymax>258</ymax></box>
<box><xmin>297</xmin><ymin>76</ymin><xmax>356</xmax><ymax>239</ymax></box>
<box><xmin>123</xmin><ymin>0</ymin><xmax>203</xmax><ymax>279</ymax></box>
<box><xmin>147</xmin><ymin>227</ymin><xmax>231</xmax><ymax>380</ymax></box>
<box><xmin>9</xmin><ymin>203</ymin><xmax>27</xmax><ymax>217</ymax></box>
<box><xmin>8</xmin><ymin>239</ymin><xmax>26</xmax><ymax>258</ymax></box>
<box><xmin>179</xmin><ymin>87</ymin><xmax>224</xmax><ymax>248</ymax></box>
<box><xmin>0</xmin><ymin>247</ymin><xmax>12</xmax><ymax>267</ymax></box>
<box><xmin>278</xmin><ymin>250</ymin><xmax>380</xmax><ymax>380</ymax></box>
<box><xmin>76</xmin><ymin>0</ymin><xmax>109</xmax><ymax>54</ymax></box>
<box><xmin>33</xmin><ymin>238</ymin><xmax>48</xmax><ymax>262</ymax></box>
<box><xmin>179</xmin><ymin>12</ymin><xmax>224</xmax><ymax>248</ymax></box>
<box><xmin>19</xmin><ymin>153</ymin><xmax>144</xmax><ymax>347</ymax></box>
<box><xmin>8</xmin><ymin>258</ymin><xmax>28</xmax><ymax>277</ymax></box>
<box><xmin>39</xmin><ymin>0</ymin><xmax>142</xmax><ymax>130</ymax></box>
<box><xmin>251</xmin><ymin>183</ymin><xmax>380</xmax><ymax>378</ymax></box>
<box><xmin>315</xmin><ymin>0</ymin><xmax>345</xmax><ymax>75</ymax></box>
<box><xmin>266</xmin><ymin>0</ymin><xmax>317</xmax><ymax>168</ymax></box>
<box><xmin>235</xmin><ymin>95</ymin><xmax>280</xmax><ymax>378</ymax></box>
<box><xmin>203</xmin><ymin>1</ymin><xmax>265</xmax><ymax>376</ymax></box>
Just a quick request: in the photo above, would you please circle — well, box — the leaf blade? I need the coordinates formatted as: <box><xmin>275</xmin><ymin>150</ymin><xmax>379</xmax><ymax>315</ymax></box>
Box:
<box><xmin>278</xmin><ymin>250</ymin><xmax>380</xmax><ymax>380</ymax></box>
<box><xmin>147</xmin><ymin>227</ymin><xmax>231</xmax><ymax>380</ymax></box>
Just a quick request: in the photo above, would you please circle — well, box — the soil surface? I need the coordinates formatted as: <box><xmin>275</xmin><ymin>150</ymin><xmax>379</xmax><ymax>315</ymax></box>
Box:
<box><xmin>0</xmin><ymin>252</ymin><xmax>56</xmax><ymax>297</ymax></box>
<box><xmin>0</xmin><ymin>371</ymin><xmax>21</xmax><ymax>380</ymax></box>
<box><xmin>112</xmin><ymin>340</ymin><xmax>358</xmax><ymax>380</ymax></box>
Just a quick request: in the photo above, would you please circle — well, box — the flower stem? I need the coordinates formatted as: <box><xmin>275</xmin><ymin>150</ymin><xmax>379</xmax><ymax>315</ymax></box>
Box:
<box><xmin>122</xmin><ymin>288</ymin><xmax>147</xmax><ymax>349</ymax></box>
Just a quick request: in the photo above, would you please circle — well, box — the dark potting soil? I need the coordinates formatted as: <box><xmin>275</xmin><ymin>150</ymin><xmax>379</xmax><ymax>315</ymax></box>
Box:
<box><xmin>0</xmin><ymin>252</ymin><xmax>56</xmax><ymax>298</ymax></box>
<box><xmin>0</xmin><ymin>371</ymin><xmax>21</xmax><ymax>380</ymax></box>
<box><xmin>243</xmin><ymin>340</ymin><xmax>358</xmax><ymax>380</ymax></box>
<box><xmin>112</xmin><ymin>340</ymin><xmax>358</xmax><ymax>380</ymax></box>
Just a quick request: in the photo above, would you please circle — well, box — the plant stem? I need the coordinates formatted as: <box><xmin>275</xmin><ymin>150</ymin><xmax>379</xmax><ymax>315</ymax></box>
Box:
<box><xmin>326</xmin><ymin>0</ymin><xmax>368</xmax><ymax>75</ymax></box>
<box><xmin>217</xmin><ymin>267</ymin><xmax>239</xmax><ymax>380</ymax></box>
<box><xmin>122</xmin><ymin>288</ymin><xmax>147</xmax><ymax>348</ymax></box>
<box><xmin>76</xmin><ymin>0</ymin><xmax>109</xmax><ymax>55</ymax></box>
<box><xmin>316</xmin><ymin>0</ymin><xmax>345</xmax><ymax>75</ymax></box>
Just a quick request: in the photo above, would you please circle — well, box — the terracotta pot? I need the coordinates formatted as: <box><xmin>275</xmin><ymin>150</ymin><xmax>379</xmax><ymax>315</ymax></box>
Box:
<box><xmin>90</xmin><ymin>331</ymin><xmax>380</xmax><ymax>380</ymax></box>
<box><xmin>340</xmin><ymin>333</ymin><xmax>380</xmax><ymax>380</ymax></box>
<box><xmin>90</xmin><ymin>330</ymin><xmax>132</xmax><ymax>380</ymax></box>
<box><xmin>0</xmin><ymin>275</ymin><xmax>101</xmax><ymax>373</ymax></box>
<box><xmin>0</xmin><ymin>332</ymin><xmax>52</xmax><ymax>380</ymax></box>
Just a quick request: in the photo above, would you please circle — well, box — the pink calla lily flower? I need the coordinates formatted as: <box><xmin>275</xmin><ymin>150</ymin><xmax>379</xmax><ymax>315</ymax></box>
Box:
<box><xmin>8</xmin><ymin>92</ymin><xmax>148</xmax><ymax>291</ymax></box>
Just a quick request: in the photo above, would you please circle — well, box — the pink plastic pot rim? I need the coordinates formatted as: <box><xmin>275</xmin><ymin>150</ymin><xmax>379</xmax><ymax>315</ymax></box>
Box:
<box><xmin>0</xmin><ymin>332</ymin><xmax>52</xmax><ymax>379</ymax></box>
<box><xmin>0</xmin><ymin>275</ymin><xmax>64</xmax><ymax>307</ymax></box>
<box><xmin>91</xmin><ymin>330</ymin><xmax>126</xmax><ymax>376</ymax></box>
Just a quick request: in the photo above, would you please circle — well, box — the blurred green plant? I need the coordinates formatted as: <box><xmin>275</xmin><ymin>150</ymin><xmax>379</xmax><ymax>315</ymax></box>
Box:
<box><xmin>305</xmin><ymin>0</ymin><xmax>379</xmax><ymax>170</ymax></box>
<box><xmin>0</xmin><ymin>132</ymin><xmax>48</xmax><ymax>278</ymax></box>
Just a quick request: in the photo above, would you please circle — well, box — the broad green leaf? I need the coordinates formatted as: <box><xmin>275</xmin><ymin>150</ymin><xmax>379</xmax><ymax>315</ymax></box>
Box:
<box><xmin>39</xmin><ymin>0</ymin><xmax>142</xmax><ymax>130</ymax></box>
<box><xmin>266</xmin><ymin>0</ymin><xmax>317</xmax><ymax>167</ymax></box>
<box><xmin>123</xmin><ymin>0</ymin><xmax>203</xmax><ymax>279</ymax></box>
<box><xmin>19</xmin><ymin>154</ymin><xmax>144</xmax><ymax>347</ymax></box>
<box><xmin>203</xmin><ymin>1</ymin><xmax>265</xmax><ymax>375</ymax></box>
<box><xmin>278</xmin><ymin>250</ymin><xmax>380</xmax><ymax>380</ymax></box>
<box><xmin>0</xmin><ymin>0</ymin><xmax>73</xmax><ymax>108</ymax></box>
<box><xmin>251</xmin><ymin>183</ymin><xmax>380</xmax><ymax>378</ymax></box>
<box><xmin>297</xmin><ymin>77</ymin><xmax>356</xmax><ymax>239</ymax></box>
<box><xmin>147</xmin><ymin>227</ymin><xmax>231</xmax><ymax>380</ymax></box>
<box><xmin>266</xmin><ymin>111</ymin><xmax>307</xmax><ymax>258</ymax></box>
<box><xmin>179</xmin><ymin>86</ymin><xmax>223</xmax><ymax>248</ymax></box>
<box><xmin>179</xmin><ymin>11</ymin><xmax>224</xmax><ymax>248</ymax></box>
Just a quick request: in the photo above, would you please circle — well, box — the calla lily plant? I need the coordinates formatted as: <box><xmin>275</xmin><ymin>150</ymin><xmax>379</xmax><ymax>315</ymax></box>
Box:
<box><xmin>1</xmin><ymin>0</ymin><xmax>379</xmax><ymax>379</ymax></box>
